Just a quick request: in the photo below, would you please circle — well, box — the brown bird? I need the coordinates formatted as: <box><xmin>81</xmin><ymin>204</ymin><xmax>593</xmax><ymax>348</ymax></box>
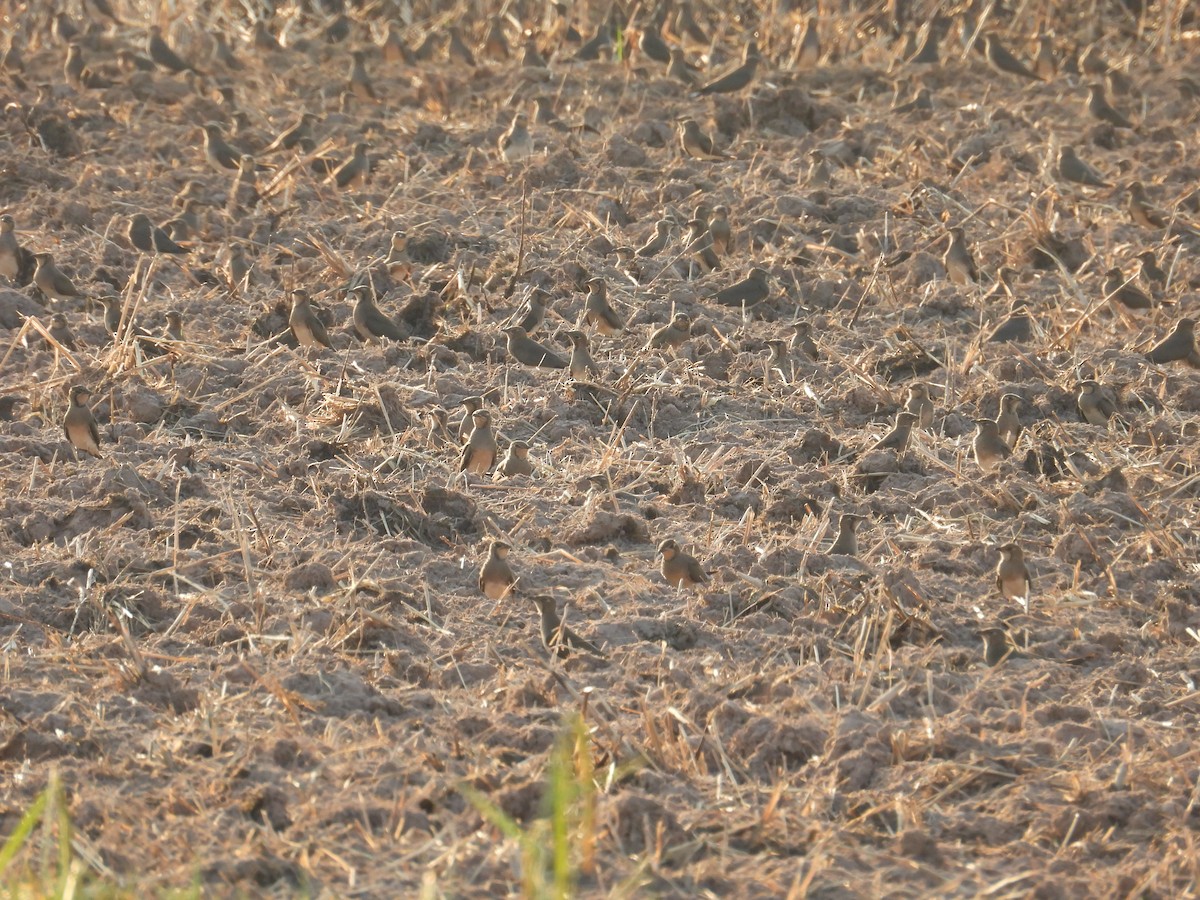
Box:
<box><xmin>1086</xmin><ymin>82</ymin><xmax>1133</xmax><ymax>128</ymax></box>
<box><xmin>696</xmin><ymin>41</ymin><xmax>759</xmax><ymax>95</ymax></box>
<box><xmin>708</xmin><ymin>206</ymin><xmax>734</xmax><ymax>256</ymax></box>
<box><xmin>988</xmin><ymin>304</ymin><xmax>1034</xmax><ymax>343</ymax></box>
<box><xmin>514</xmin><ymin>288</ymin><xmax>549</xmax><ymax>334</ymax></box>
<box><xmin>1058</xmin><ymin>145</ymin><xmax>1110</xmax><ymax>187</ymax></box>
<box><xmin>481</xmin><ymin>16</ymin><xmax>510</xmax><ymax>60</ymax></box>
<box><xmin>996</xmin><ymin>393</ymin><xmax>1023</xmax><ymax>449</ymax></box>
<box><xmin>456</xmin><ymin>396</ymin><xmax>483</xmax><ymax>442</ymax></box>
<box><xmin>829</xmin><ymin>513</ymin><xmax>862</xmax><ymax>556</ymax></box>
<box><xmin>351</xmin><ymin>285</ymin><xmax>403</xmax><ymax>342</ymax></box>
<box><xmin>995</xmin><ymin>542</ymin><xmax>1032</xmax><ymax>607</ymax></box>
<box><xmin>478</xmin><ymin>540</ymin><xmax>516</xmax><ymax>599</ymax></box>
<box><xmin>202</xmin><ymin>122</ymin><xmax>247</xmax><ymax>172</ymax></box>
<box><xmin>499</xmin><ymin>112</ymin><xmax>534</xmax><ymax>163</ymax></box>
<box><xmin>796</xmin><ymin>17</ymin><xmax>821</xmax><ymax>68</ymax></box>
<box><xmin>646</xmin><ymin>312</ymin><xmax>692</xmax><ymax>350</ymax></box>
<box><xmin>461</xmin><ymin>410</ymin><xmax>498</xmax><ymax>475</ymax></box>
<box><xmin>865</xmin><ymin>411</ymin><xmax>918</xmax><ymax>455</ymax></box>
<box><xmin>667</xmin><ymin>47</ymin><xmax>697</xmax><ymax>85</ymax></box>
<box><xmin>1145</xmin><ymin>318</ymin><xmax>1197</xmax><ymax>365</ymax></box>
<box><xmin>0</xmin><ymin>214</ymin><xmax>26</xmax><ymax>281</ymax></box>
<box><xmin>447</xmin><ymin>26</ymin><xmax>476</xmax><ymax>66</ymax></box>
<box><xmin>33</xmin><ymin>252</ymin><xmax>83</xmax><ymax>302</ymax></box>
<box><xmin>1136</xmin><ymin>250</ymin><xmax>1168</xmax><ymax>287</ymax></box>
<box><xmin>980</xmin><ymin>34</ymin><xmax>1041</xmax><ymax>81</ymax></box>
<box><xmin>348</xmin><ymin>50</ymin><xmax>376</xmax><ymax>100</ymax></box>
<box><xmin>790</xmin><ymin>321</ymin><xmax>820</xmax><ymax>359</ymax></box>
<box><xmin>147</xmin><ymin>25</ymin><xmax>197</xmax><ymax>74</ymax></box>
<box><xmin>583</xmin><ymin>277</ymin><xmax>623</xmax><ymax>336</ymax></box>
<box><xmin>943</xmin><ymin>227</ymin><xmax>978</xmax><ymax>285</ymax></box>
<box><xmin>47</xmin><ymin>312</ymin><xmax>76</xmax><ymax>350</ymax></box>
<box><xmin>635</xmin><ymin>219</ymin><xmax>672</xmax><ymax>258</ymax></box>
<box><xmin>907</xmin><ymin>23</ymin><xmax>939</xmax><ymax>63</ymax></box>
<box><xmin>164</xmin><ymin>310</ymin><xmax>183</xmax><ymax>342</ymax></box>
<box><xmin>904</xmin><ymin>383</ymin><xmax>935</xmax><ymax>430</ymax></box>
<box><xmin>330</xmin><ymin>142</ymin><xmax>370</xmax><ymax>189</ymax></box>
<box><xmin>289</xmin><ymin>289</ymin><xmax>331</xmax><ymax>348</ymax></box>
<box><xmin>566</xmin><ymin>330</ymin><xmax>600</xmax><ymax>379</ymax></box>
<box><xmin>712</xmin><ymin>267</ymin><xmax>771</xmax><ymax>307</ymax></box>
<box><xmin>499</xmin><ymin>440</ymin><xmax>534</xmax><ymax>477</ymax></box>
<box><xmin>1104</xmin><ymin>267</ymin><xmax>1153</xmax><ymax>310</ymax></box>
<box><xmin>1033</xmin><ymin>33</ymin><xmax>1056</xmax><ymax>80</ymax></box>
<box><xmin>684</xmin><ymin>219</ymin><xmax>720</xmax><ymax>275</ymax></box>
<box><xmin>1077</xmin><ymin>380</ymin><xmax>1118</xmax><ymax>426</ymax></box>
<box><xmin>501</xmin><ymin>325</ymin><xmax>568</xmax><ymax>369</ymax></box>
<box><xmin>658</xmin><ymin>538</ymin><xmax>708</xmax><ymax>589</ymax></box>
<box><xmin>381</xmin><ymin>23</ymin><xmax>414</xmax><ymax>64</ymax></box>
<box><xmin>128</xmin><ymin>214</ymin><xmax>189</xmax><ymax>254</ymax></box>
<box><xmin>263</xmin><ymin>112</ymin><xmax>317</xmax><ymax>154</ymax></box>
<box><xmin>974</xmin><ymin>418</ymin><xmax>1012</xmax><ymax>473</ymax></box>
<box><xmin>980</xmin><ymin>626</ymin><xmax>1020</xmax><ymax>666</ymax></box>
<box><xmin>0</xmin><ymin>396</ymin><xmax>26</xmax><ymax>421</ymax></box>
<box><xmin>63</xmin><ymin>385</ymin><xmax>102</xmax><ymax>458</ymax></box>
<box><xmin>678</xmin><ymin>118</ymin><xmax>728</xmax><ymax>160</ymax></box>
<box><xmin>531</xmin><ymin>595</ymin><xmax>603</xmax><ymax>658</ymax></box>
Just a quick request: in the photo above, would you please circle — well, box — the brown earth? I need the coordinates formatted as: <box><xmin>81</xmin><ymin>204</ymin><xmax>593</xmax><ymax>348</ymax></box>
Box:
<box><xmin>2</xmin><ymin>0</ymin><xmax>1200</xmax><ymax>896</ymax></box>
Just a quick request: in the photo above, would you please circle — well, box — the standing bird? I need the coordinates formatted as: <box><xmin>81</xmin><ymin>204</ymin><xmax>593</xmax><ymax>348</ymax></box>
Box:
<box><xmin>499</xmin><ymin>440</ymin><xmax>534</xmax><ymax>477</ymax></box>
<box><xmin>712</xmin><ymin>267</ymin><xmax>771</xmax><ymax>307</ymax></box>
<box><xmin>263</xmin><ymin>112</ymin><xmax>317</xmax><ymax>154</ymax></box>
<box><xmin>514</xmin><ymin>288</ymin><xmax>549</xmax><ymax>334</ymax></box>
<box><xmin>646</xmin><ymin>312</ymin><xmax>692</xmax><ymax>350</ymax></box>
<box><xmin>829</xmin><ymin>513</ymin><xmax>862</xmax><ymax>556</ymax></box>
<box><xmin>980</xmin><ymin>34</ymin><xmax>1041</xmax><ymax>81</ymax></box>
<box><xmin>904</xmin><ymin>383</ymin><xmax>935</xmax><ymax>430</ymax></box>
<box><xmin>499</xmin><ymin>112</ymin><xmax>533</xmax><ymax>163</ymax></box>
<box><xmin>973</xmin><ymin>418</ymin><xmax>1011</xmax><ymax>473</ymax></box>
<box><xmin>47</xmin><ymin>312</ymin><xmax>76</xmax><ymax>350</ymax></box>
<box><xmin>684</xmin><ymin>219</ymin><xmax>720</xmax><ymax>275</ymax></box>
<box><xmin>1104</xmin><ymin>267</ymin><xmax>1153</xmax><ymax>310</ymax></box>
<box><xmin>1058</xmin><ymin>145</ymin><xmax>1110</xmax><ymax>187</ymax></box>
<box><xmin>995</xmin><ymin>543</ymin><xmax>1032</xmax><ymax>608</ymax></box>
<box><xmin>996</xmin><ymin>393</ymin><xmax>1023</xmax><ymax>449</ymax></box>
<box><xmin>531</xmin><ymin>595</ymin><xmax>603</xmax><ymax>658</ymax></box>
<box><xmin>635</xmin><ymin>219</ymin><xmax>672</xmax><ymax>258</ymax></box>
<box><xmin>128</xmin><ymin>214</ymin><xmax>189</xmax><ymax>254</ymax></box>
<box><xmin>33</xmin><ymin>252</ymin><xmax>83</xmax><ymax>302</ymax></box>
<box><xmin>565</xmin><ymin>330</ymin><xmax>600</xmax><ymax>379</ymax></box>
<box><xmin>147</xmin><ymin>25</ymin><xmax>197</xmax><ymax>74</ymax></box>
<box><xmin>697</xmin><ymin>41</ymin><xmax>759</xmax><ymax>95</ymax></box>
<box><xmin>289</xmin><ymin>289</ymin><xmax>331</xmax><ymax>348</ymax></box>
<box><xmin>501</xmin><ymin>325</ymin><xmax>568</xmax><ymax>368</ymax></box>
<box><xmin>863</xmin><ymin>410</ymin><xmax>918</xmax><ymax>455</ymax></box>
<box><xmin>657</xmin><ymin>538</ymin><xmax>708</xmax><ymax>589</ymax></box>
<box><xmin>583</xmin><ymin>277</ymin><xmax>623</xmax><ymax>336</ymax></box>
<box><xmin>1124</xmin><ymin>182</ymin><xmax>1200</xmax><ymax>237</ymax></box>
<box><xmin>0</xmin><ymin>214</ymin><xmax>27</xmax><ymax>281</ymax></box>
<box><xmin>1077</xmin><ymin>380</ymin><xmax>1118</xmax><ymax>426</ymax></box>
<box><xmin>461</xmin><ymin>410</ymin><xmax>498</xmax><ymax>475</ymax></box>
<box><xmin>678</xmin><ymin>118</ymin><xmax>728</xmax><ymax>160</ymax></box>
<box><xmin>943</xmin><ymin>227</ymin><xmax>978</xmax><ymax>285</ymax></box>
<box><xmin>351</xmin><ymin>285</ymin><xmax>404</xmax><ymax>342</ymax></box>
<box><xmin>1136</xmin><ymin>250</ymin><xmax>1168</xmax><ymax>288</ymax></box>
<box><xmin>1145</xmin><ymin>318</ymin><xmax>1197</xmax><ymax>364</ymax></box>
<box><xmin>981</xmin><ymin>626</ymin><xmax>1020</xmax><ymax>666</ymax></box>
<box><xmin>330</xmin><ymin>142</ymin><xmax>370</xmax><ymax>189</ymax></box>
<box><xmin>202</xmin><ymin>122</ymin><xmax>247</xmax><ymax>172</ymax></box>
<box><xmin>347</xmin><ymin>50</ymin><xmax>376</xmax><ymax>100</ymax></box>
<box><xmin>708</xmin><ymin>206</ymin><xmax>734</xmax><ymax>256</ymax></box>
<box><xmin>790</xmin><ymin>321</ymin><xmax>820</xmax><ymax>359</ymax></box>
<box><xmin>667</xmin><ymin>47</ymin><xmax>697</xmax><ymax>85</ymax></box>
<box><xmin>456</xmin><ymin>396</ymin><xmax>483</xmax><ymax>443</ymax></box>
<box><xmin>796</xmin><ymin>17</ymin><xmax>821</xmax><ymax>68</ymax></box>
<box><xmin>164</xmin><ymin>310</ymin><xmax>184</xmax><ymax>342</ymax></box>
<box><xmin>63</xmin><ymin>385</ymin><xmax>102</xmax><ymax>458</ymax></box>
<box><xmin>1033</xmin><ymin>33</ymin><xmax>1056</xmax><ymax>80</ymax></box>
<box><xmin>478</xmin><ymin>540</ymin><xmax>516</xmax><ymax>599</ymax></box>
<box><xmin>1086</xmin><ymin>83</ymin><xmax>1133</xmax><ymax>128</ymax></box>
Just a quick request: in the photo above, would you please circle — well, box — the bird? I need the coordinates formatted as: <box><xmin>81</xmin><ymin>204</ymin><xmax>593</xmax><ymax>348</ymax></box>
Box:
<box><xmin>583</xmin><ymin>277</ymin><xmax>623</xmax><ymax>336</ymax></box>
<box><xmin>64</xmin><ymin>43</ymin><xmax>86</xmax><ymax>87</ymax></box>
<box><xmin>667</xmin><ymin>47</ymin><xmax>697</xmax><ymax>85</ymax></box>
<box><xmin>351</xmin><ymin>285</ymin><xmax>404</xmax><ymax>342</ymax></box>
<box><xmin>712</xmin><ymin>267</ymin><xmax>771</xmax><ymax>307</ymax></box>
<box><xmin>829</xmin><ymin>513</ymin><xmax>862</xmax><ymax>556</ymax></box>
<box><xmin>128</xmin><ymin>214</ymin><xmax>189</xmax><ymax>254</ymax></box>
<box><xmin>531</xmin><ymin>595</ymin><xmax>603</xmax><ymax>658</ymax></box>
<box><xmin>657</xmin><ymin>538</ymin><xmax>708</xmax><ymax>589</ymax></box>
<box><xmin>330</xmin><ymin>142</ymin><xmax>370</xmax><ymax>189</ymax></box>
<box><xmin>32</xmin><ymin>252</ymin><xmax>83</xmax><ymax>302</ymax></box>
<box><xmin>980</xmin><ymin>34</ymin><xmax>1041</xmax><ymax>81</ymax></box>
<box><xmin>348</xmin><ymin>50</ymin><xmax>376</xmax><ymax>100</ymax></box>
<box><xmin>481</xmin><ymin>16</ymin><xmax>509</xmax><ymax>60</ymax></box>
<box><xmin>796</xmin><ymin>17</ymin><xmax>821</xmax><ymax>68</ymax></box>
<box><xmin>501</xmin><ymin>325</ymin><xmax>568</xmax><ymax>368</ymax></box>
<box><xmin>995</xmin><ymin>543</ymin><xmax>1032</xmax><ymax>607</ymax></box>
<box><xmin>289</xmin><ymin>289</ymin><xmax>331</xmax><ymax>348</ymax></box>
<box><xmin>683</xmin><ymin>219</ymin><xmax>720</xmax><ymax>275</ymax></box>
<box><xmin>980</xmin><ymin>626</ymin><xmax>1020</xmax><ymax>666</ymax></box>
<box><xmin>988</xmin><ymin>305</ymin><xmax>1034</xmax><ymax>343</ymax></box>
<box><xmin>1033</xmin><ymin>33</ymin><xmax>1056</xmax><ymax>80</ymax></box>
<box><xmin>263</xmin><ymin>112</ymin><xmax>317</xmax><ymax>154</ymax></box>
<box><xmin>147</xmin><ymin>25</ymin><xmax>197</xmax><ymax>74</ymax></box>
<box><xmin>996</xmin><ymin>393</ymin><xmax>1023</xmax><ymax>449</ymax></box>
<box><xmin>456</xmin><ymin>396</ymin><xmax>483</xmax><ymax>442</ymax></box>
<box><xmin>164</xmin><ymin>310</ymin><xmax>183</xmax><ymax>342</ymax></box>
<box><xmin>202</xmin><ymin>123</ymin><xmax>248</xmax><ymax>172</ymax></box>
<box><xmin>1086</xmin><ymin>83</ymin><xmax>1133</xmax><ymax>128</ymax></box>
<box><xmin>1058</xmin><ymin>145</ymin><xmax>1110</xmax><ymax>187</ymax></box>
<box><xmin>635</xmin><ymin>220</ymin><xmax>672</xmax><ymax>258</ymax></box>
<box><xmin>865</xmin><ymin>411</ymin><xmax>918</xmax><ymax>455</ymax></box>
<box><xmin>566</xmin><ymin>330</ymin><xmax>600</xmax><ymax>379</ymax></box>
<box><xmin>499</xmin><ymin>112</ymin><xmax>533</xmax><ymax>163</ymax></box>
<box><xmin>0</xmin><ymin>214</ymin><xmax>25</xmax><ymax>280</ymax></box>
<box><xmin>766</xmin><ymin>339</ymin><xmax>790</xmax><ymax>377</ymax></box>
<box><xmin>790</xmin><ymin>322</ymin><xmax>819</xmax><ymax>359</ymax></box>
<box><xmin>904</xmin><ymin>383</ymin><xmax>934</xmax><ymax>430</ymax></box>
<box><xmin>211</xmin><ymin>32</ymin><xmax>242</xmax><ymax>69</ymax></box>
<box><xmin>514</xmin><ymin>288</ymin><xmax>549</xmax><ymax>334</ymax></box>
<box><xmin>46</xmin><ymin>312</ymin><xmax>76</xmax><ymax>350</ymax></box>
<box><xmin>499</xmin><ymin>440</ymin><xmax>534</xmax><ymax>477</ymax></box>
<box><xmin>381</xmin><ymin>23</ymin><xmax>414</xmax><ymax>64</ymax></box>
<box><xmin>635</xmin><ymin>21</ymin><xmax>670</xmax><ymax>64</ymax></box>
<box><xmin>1125</xmin><ymin>183</ymin><xmax>1200</xmax><ymax>237</ymax></box>
<box><xmin>461</xmin><ymin>410</ymin><xmax>499</xmax><ymax>475</ymax></box>
<box><xmin>646</xmin><ymin>313</ymin><xmax>692</xmax><ymax>350</ymax></box>
<box><xmin>63</xmin><ymin>385</ymin><xmax>101</xmax><ymax>458</ymax></box>
<box><xmin>478</xmin><ymin>540</ymin><xmax>516</xmax><ymax>599</ymax></box>
<box><xmin>943</xmin><ymin>227</ymin><xmax>978</xmax><ymax>285</ymax></box>
<box><xmin>696</xmin><ymin>41</ymin><xmax>759</xmax><ymax>95</ymax></box>
<box><xmin>446</xmin><ymin>26</ymin><xmax>476</xmax><ymax>66</ymax></box>
<box><xmin>678</xmin><ymin>118</ymin><xmax>728</xmax><ymax>160</ymax></box>
<box><xmin>1145</xmin><ymin>318</ymin><xmax>1197</xmax><ymax>364</ymax></box>
<box><xmin>709</xmin><ymin>206</ymin><xmax>734</xmax><ymax>256</ymax></box>
<box><xmin>1104</xmin><ymin>268</ymin><xmax>1153</xmax><ymax>310</ymax></box>
<box><xmin>87</xmin><ymin>0</ymin><xmax>122</xmax><ymax>25</ymax></box>
<box><xmin>1136</xmin><ymin>250</ymin><xmax>1168</xmax><ymax>287</ymax></box>
<box><xmin>1077</xmin><ymin>380</ymin><xmax>1118</xmax><ymax>426</ymax></box>
<box><xmin>973</xmin><ymin>418</ymin><xmax>1012</xmax><ymax>473</ymax></box>
<box><xmin>906</xmin><ymin>22</ymin><xmax>939</xmax><ymax>63</ymax></box>
<box><xmin>521</xmin><ymin>35</ymin><xmax>548</xmax><ymax>68</ymax></box>
<box><xmin>0</xmin><ymin>396</ymin><xmax>26</xmax><ymax>421</ymax></box>
<box><xmin>891</xmin><ymin>86</ymin><xmax>933</xmax><ymax>114</ymax></box>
